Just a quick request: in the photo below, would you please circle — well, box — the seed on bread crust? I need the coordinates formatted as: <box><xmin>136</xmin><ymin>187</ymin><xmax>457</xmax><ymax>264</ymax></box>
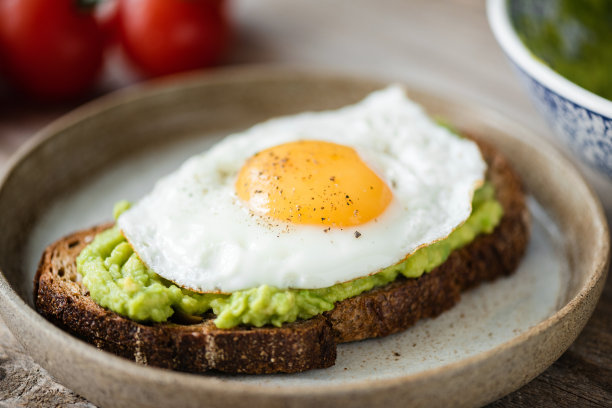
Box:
<box><xmin>33</xmin><ymin>139</ymin><xmax>529</xmax><ymax>374</ymax></box>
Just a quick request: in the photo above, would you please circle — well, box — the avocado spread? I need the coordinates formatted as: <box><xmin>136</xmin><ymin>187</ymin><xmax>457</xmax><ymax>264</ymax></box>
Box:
<box><xmin>77</xmin><ymin>183</ymin><xmax>503</xmax><ymax>329</ymax></box>
<box><xmin>511</xmin><ymin>0</ymin><xmax>612</xmax><ymax>100</ymax></box>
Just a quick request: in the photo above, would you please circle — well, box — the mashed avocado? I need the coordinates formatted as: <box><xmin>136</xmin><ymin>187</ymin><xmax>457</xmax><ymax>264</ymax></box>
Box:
<box><xmin>511</xmin><ymin>0</ymin><xmax>612</xmax><ymax>100</ymax></box>
<box><xmin>77</xmin><ymin>184</ymin><xmax>503</xmax><ymax>329</ymax></box>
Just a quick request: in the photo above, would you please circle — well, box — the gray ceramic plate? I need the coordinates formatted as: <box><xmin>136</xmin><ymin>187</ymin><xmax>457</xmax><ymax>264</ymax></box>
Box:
<box><xmin>0</xmin><ymin>67</ymin><xmax>608</xmax><ymax>408</ymax></box>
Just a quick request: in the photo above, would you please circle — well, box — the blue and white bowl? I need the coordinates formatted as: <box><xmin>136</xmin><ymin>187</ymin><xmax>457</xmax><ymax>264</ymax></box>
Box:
<box><xmin>487</xmin><ymin>0</ymin><xmax>612</xmax><ymax>178</ymax></box>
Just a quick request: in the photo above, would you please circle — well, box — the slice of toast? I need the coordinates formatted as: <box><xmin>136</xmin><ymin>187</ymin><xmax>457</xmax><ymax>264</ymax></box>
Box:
<box><xmin>34</xmin><ymin>140</ymin><xmax>529</xmax><ymax>374</ymax></box>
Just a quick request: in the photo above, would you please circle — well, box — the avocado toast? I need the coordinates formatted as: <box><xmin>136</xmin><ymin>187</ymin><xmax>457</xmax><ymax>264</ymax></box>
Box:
<box><xmin>34</xmin><ymin>139</ymin><xmax>529</xmax><ymax>374</ymax></box>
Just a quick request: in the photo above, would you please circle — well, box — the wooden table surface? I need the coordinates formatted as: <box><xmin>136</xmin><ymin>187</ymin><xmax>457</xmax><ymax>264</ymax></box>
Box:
<box><xmin>0</xmin><ymin>1</ymin><xmax>610</xmax><ymax>407</ymax></box>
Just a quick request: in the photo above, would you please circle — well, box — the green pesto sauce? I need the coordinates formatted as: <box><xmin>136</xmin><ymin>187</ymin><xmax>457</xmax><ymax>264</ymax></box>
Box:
<box><xmin>511</xmin><ymin>0</ymin><xmax>612</xmax><ymax>100</ymax></box>
<box><xmin>77</xmin><ymin>184</ymin><xmax>503</xmax><ymax>329</ymax></box>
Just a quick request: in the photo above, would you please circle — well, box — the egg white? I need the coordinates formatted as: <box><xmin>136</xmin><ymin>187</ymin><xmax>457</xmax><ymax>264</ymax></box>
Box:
<box><xmin>118</xmin><ymin>86</ymin><xmax>486</xmax><ymax>293</ymax></box>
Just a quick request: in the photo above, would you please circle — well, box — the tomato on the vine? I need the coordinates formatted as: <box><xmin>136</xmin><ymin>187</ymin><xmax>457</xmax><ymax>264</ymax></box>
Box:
<box><xmin>118</xmin><ymin>0</ymin><xmax>230</xmax><ymax>77</ymax></box>
<box><xmin>0</xmin><ymin>0</ymin><xmax>105</xmax><ymax>100</ymax></box>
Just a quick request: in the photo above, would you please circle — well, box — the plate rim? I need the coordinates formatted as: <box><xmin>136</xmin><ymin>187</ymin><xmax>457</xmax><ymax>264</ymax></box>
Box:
<box><xmin>0</xmin><ymin>65</ymin><xmax>608</xmax><ymax>400</ymax></box>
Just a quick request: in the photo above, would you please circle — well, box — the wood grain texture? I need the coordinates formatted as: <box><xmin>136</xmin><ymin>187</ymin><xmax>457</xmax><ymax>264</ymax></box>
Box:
<box><xmin>0</xmin><ymin>321</ymin><xmax>93</xmax><ymax>407</ymax></box>
<box><xmin>0</xmin><ymin>0</ymin><xmax>610</xmax><ymax>406</ymax></box>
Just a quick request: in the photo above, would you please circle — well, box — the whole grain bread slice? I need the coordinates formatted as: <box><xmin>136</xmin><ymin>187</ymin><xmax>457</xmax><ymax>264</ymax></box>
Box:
<box><xmin>34</xmin><ymin>140</ymin><xmax>529</xmax><ymax>374</ymax></box>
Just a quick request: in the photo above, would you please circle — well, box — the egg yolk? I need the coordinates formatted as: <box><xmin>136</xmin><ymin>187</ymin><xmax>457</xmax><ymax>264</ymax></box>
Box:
<box><xmin>235</xmin><ymin>140</ymin><xmax>393</xmax><ymax>227</ymax></box>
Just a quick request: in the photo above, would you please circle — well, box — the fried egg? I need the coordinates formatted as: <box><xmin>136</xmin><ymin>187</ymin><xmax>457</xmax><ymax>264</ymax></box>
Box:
<box><xmin>118</xmin><ymin>86</ymin><xmax>486</xmax><ymax>293</ymax></box>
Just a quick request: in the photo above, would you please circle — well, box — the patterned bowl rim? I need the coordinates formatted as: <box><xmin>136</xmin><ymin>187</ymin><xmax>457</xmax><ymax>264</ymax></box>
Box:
<box><xmin>486</xmin><ymin>0</ymin><xmax>612</xmax><ymax>118</ymax></box>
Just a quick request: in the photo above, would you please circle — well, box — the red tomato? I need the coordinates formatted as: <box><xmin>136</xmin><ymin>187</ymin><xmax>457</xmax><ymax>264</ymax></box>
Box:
<box><xmin>118</xmin><ymin>0</ymin><xmax>230</xmax><ymax>77</ymax></box>
<box><xmin>0</xmin><ymin>0</ymin><xmax>104</xmax><ymax>100</ymax></box>
<box><xmin>96</xmin><ymin>0</ymin><xmax>120</xmax><ymax>47</ymax></box>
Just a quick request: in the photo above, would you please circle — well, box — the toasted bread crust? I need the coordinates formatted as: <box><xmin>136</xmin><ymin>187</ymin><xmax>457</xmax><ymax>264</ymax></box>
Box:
<box><xmin>34</xmin><ymin>140</ymin><xmax>529</xmax><ymax>374</ymax></box>
<box><xmin>34</xmin><ymin>224</ymin><xmax>336</xmax><ymax>374</ymax></box>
